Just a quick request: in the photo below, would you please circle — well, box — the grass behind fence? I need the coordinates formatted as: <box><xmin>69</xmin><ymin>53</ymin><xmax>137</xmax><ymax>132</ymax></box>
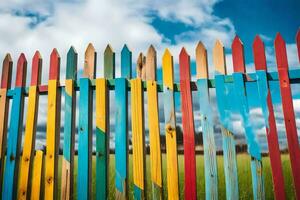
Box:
<box><xmin>54</xmin><ymin>154</ymin><xmax>294</xmax><ymax>199</ymax></box>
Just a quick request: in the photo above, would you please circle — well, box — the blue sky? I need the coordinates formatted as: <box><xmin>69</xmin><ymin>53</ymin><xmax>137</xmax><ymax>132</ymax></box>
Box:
<box><xmin>0</xmin><ymin>0</ymin><xmax>299</xmax><ymax>151</ymax></box>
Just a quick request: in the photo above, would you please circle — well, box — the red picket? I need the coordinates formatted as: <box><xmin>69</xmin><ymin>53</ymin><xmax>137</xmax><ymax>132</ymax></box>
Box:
<box><xmin>31</xmin><ymin>51</ymin><xmax>42</xmax><ymax>86</ymax></box>
<box><xmin>232</xmin><ymin>36</ymin><xmax>246</xmax><ymax>73</ymax></box>
<box><xmin>15</xmin><ymin>53</ymin><xmax>27</xmax><ymax>87</ymax></box>
<box><xmin>253</xmin><ymin>35</ymin><xmax>286</xmax><ymax>200</ymax></box>
<box><xmin>275</xmin><ymin>33</ymin><xmax>300</xmax><ymax>199</ymax></box>
<box><xmin>49</xmin><ymin>48</ymin><xmax>60</xmax><ymax>80</ymax></box>
<box><xmin>179</xmin><ymin>47</ymin><xmax>197</xmax><ymax>200</ymax></box>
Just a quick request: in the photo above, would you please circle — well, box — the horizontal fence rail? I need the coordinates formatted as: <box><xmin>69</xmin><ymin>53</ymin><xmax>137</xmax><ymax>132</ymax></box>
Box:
<box><xmin>0</xmin><ymin>30</ymin><xmax>300</xmax><ymax>200</ymax></box>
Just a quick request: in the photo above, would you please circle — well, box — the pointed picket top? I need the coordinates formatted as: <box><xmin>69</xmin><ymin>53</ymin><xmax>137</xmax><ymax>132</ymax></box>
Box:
<box><xmin>121</xmin><ymin>44</ymin><xmax>132</xmax><ymax>79</ymax></box>
<box><xmin>1</xmin><ymin>53</ymin><xmax>13</xmax><ymax>89</ymax></box>
<box><xmin>213</xmin><ymin>40</ymin><xmax>227</xmax><ymax>75</ymax></box>
<box><xmin>274</xmin><ymin>33</ymin><xmax>289</xmax><ymax>70</ymax></box>
<box><xmin>49</xmin><ymin>48</ymin><xmax>60</xmax><ymax>80</ymax></box>
<box><xmin>162</xmin><ymin>48</ymin><xmax>174</xmax><ymax>89</ymax></box>
<box><xmin>83</xmin><ymin>43</ymin><xmax>96</xmax><ymax>79</ymax></box>
<box><xmin>232</xmin><ymin>35</ymin><xmax>246</xmax><ymax>73</ymax></box>
<box><xmin>196</xmin><ymin>41</ymin><xmax>208</xmax><ymax>79</ymax></box>
<box><xmin>179</xmin><ymin>47</ymin><xmax>191</xmax><ymax>81</ymax></box>
<box><xmin>31</xmin><ymin>51</ymin><xmax>42</xmax><ymax>86</ymax></box>
<box><xmin>104</xmin><ymin>44</ymin><xmax>115</xmax><ymax>79</ymax></box>
<box><xmin>296</xmin><ymin>29</ymin><xmax>300</xmax><ymax>63</ymax></box>
<box><xmin>15</xmin><ymin>53</ymin><xmax>27</xmax><ymax>87</ymax></box>
<box><xmin>145</xmin><ymin>44</ymin><xmax>157</xmax><ymax>81</ymax></box>
<box><xmin>66</xmin><ymin>46</ymin><xmax>78</xmax><ymax>80</ymax></box>
<box><xmin>253</xmin><ymin>35</ymin><xmax>267</xmax><ymax>71</ymax></box>
<box><xmin>136</xmin><ymin>52</ymin><xmax>144</xmax><ymax>79</ymax></box>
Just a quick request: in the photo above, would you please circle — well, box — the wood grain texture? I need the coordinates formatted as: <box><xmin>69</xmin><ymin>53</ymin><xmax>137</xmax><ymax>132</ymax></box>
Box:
<box><xmin>131</xmin><ymin>78</ymin><xmax>146</xmax><ymax>200</ymax></box>
<box><xmin>179</xmin><ymin>48</ymin><xmax>197</xmax><ymax>200</ymax></box>
<box><xmin>45</xmin><ymin>49</ymin><xmax>61</xmax><ymax>199</ymax></box>
<box><xmin>121</xmin><ymin>44</ymin><xmax>132</xmax><ymax>79</ymax></box>
<box><xmin>84</xmin><ymin>43</ymin><xmax>96</xmax><ymax>79</ymax></box>
<box><xmin>61</xmin><ymin>46</ymin><xmax>77</xmax><ymax>200</ymax></box>
<box><xmin>275</xmin><ymin>33</ymin><xmax>300</xmax><ymax>199</ymax></box>
<box><xmin>2</xmin><ymin>54</ymin><xmax>27</xmax><ymax>200</ymax></box>
<box><xmin>213</xmin><ymin>40</ymin><xmax>239</xmax><ymax>200</ymax></box>
<box><xmin>162</xmin><ymin>49</ymin><xmax>179</xmax><ymax>200</ymax></box>
<box><xmin>137</xmin><ymin>53</ymin><xmax>146</xmax><ymax>80</ymax></box>
<box><xmin>95</xmin><ymin>78</ymin><xmax>109</xmax><ymax>200</ymax></box>
<box><xmin>146</xmin><ymin>45</ymin><xmax>163</xmax><ymax>200</ymax></box>
<box><xmin>196</xmin><ymin>42</ymin><xmax>218</xmax><ymax>200</ymax></box>
<box><xmin>104</xmin><ymin>44</ymin><xmax>115</xmax><ymax>79</ymax></box>
<box><xmin>31</xmin><ymin>151</ymin><xmax>44</xmax><ymax>200</ymax></box>
<box><xmin>18</xmin><ymin>51</ymin><xmax>42</xmax><ymax>200</ymax></box>
<box><xmin>253</xmin><ymin>36</ymin><xmax>286</xmax><ymax>200</ymax></box>
<box><xmin>0</xmin><ymin>54</ymin><xmax>12</xmax><ymax>195</ymax></box>
<box><xmin>115</xmin><ymin>78</ymin><xmax>128</xmax><ymax>200</ymax></box>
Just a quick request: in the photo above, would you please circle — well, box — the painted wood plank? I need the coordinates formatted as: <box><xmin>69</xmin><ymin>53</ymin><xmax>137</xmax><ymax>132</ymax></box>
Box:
<box><xmin>145</xmin><ymin>45</ymin><xmax>163</xmax><ymax>200</ymax></box>
<box><xmin>232</xmin><ymin>36</ymin><xmax>265</xmax><ymax>200</ymax></box>
<box><xmin>179</xmin><ymin>48</ymin><xmax>197</xmax><ymax>200</ymax></box>
<box><xmin>162</xmin><ymin>49</ymin><xmax>179</xmax><ymax>200</ymax></box>
<box><xmin>121</xmin><ymin>44</ymin><xmax>132</xmax><ymax>79</ymax></box>
<box><xmin>297</xmin><ymin>29</ymin><xmax>300</xmax><ymax>62</ymax></box>
<box><xmin>95</xmin><ymin>78</ymin><xmax>109</xmax><ymax>200</ymax></box>
<box><xmin>131</xmin><ymin>78</ymin><xmax>146</xmax><ymax>199</ymax></box>
<box><xmin>2</xmin><ymin>53</ymin><xmax>27</xmax><ymax>200</ymax></box>
<box><xmin>137</xmin><ymin>53</ymin><xmax>146</xmax><ymax>80</ymax></box>
<box><xmin>31</xmin><ymin>150</ymin><xmax>44</xmax><ymax>200</ymax></box>
<box><xmin>61</xmin><ymin>46</ymin><xmax>77</xmax><ymax>200</ymax></box>
<box><xmin>253</xmin><ymin>36</ymin><xmax>286</xmax><ymax>200</ymax></box>
<box><xmin>78</xmin><ymin>44</ymin><xmax>95</xmax><ymax>200</ymax></box>
<box><xmin>115</xmin><ymin>78</ymin><xmax>128</xmax><ymax>199</ymax></box>
<box><xmin>104</xmin><ymin>44</ymin><xmax>115</xmax><ymax>79</ymax></box>
<box><xmin>213</xmin><ymin>40</ymin><xmax>239</xmax><ymax>200</ymax></box>
<box><xmin>196</xmin><ymin>42</ymin><xmax>218</xmax><ymax>200</ymax></box>
<box><xmin>275</xmin><ymin>33</ymin><xmax>300</xmax><ymax>199</ymax></box>
<box><xmin>18</xmin><ymin>51</ymin><xmax>42</xmax><ymax>200</ymax></box>
<box><xmin>45</xmin><ymin>49</ymin><xmax>61</xmax><ymax>200</ymax></box>
<box><xmin>0</xmin><ymin>53</ymin><xmax>12</xmax><ymax>195</ymax></box>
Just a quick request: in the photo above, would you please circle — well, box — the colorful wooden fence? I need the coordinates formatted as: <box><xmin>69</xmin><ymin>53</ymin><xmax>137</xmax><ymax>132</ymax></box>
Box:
<box><xmin>0</xmin><ymin>31</ymin><xmax>300</xmax><ymax>200</ymax></box>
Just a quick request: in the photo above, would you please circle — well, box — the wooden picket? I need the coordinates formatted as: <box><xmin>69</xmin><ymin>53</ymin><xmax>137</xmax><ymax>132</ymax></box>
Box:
<box><xmin>0</xmin><ymin>30</ymin><xmax>300</xmax><ymax>200</ymax></box>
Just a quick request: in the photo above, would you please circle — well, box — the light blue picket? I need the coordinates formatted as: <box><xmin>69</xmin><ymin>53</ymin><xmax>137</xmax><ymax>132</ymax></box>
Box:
<box><xmin>121</xmin><ymin>45</ymin><xmax>132</xmax><ymax>79</ymax></box>
<box><xmin>2</xmin><ymin>88</ymin><xmax>24</xmax><ymax>200</ymax></box>
<box><xmin>77</xmin><ymin>78</ymin><xmax>92</xmax><ymax>200</ymax></box>
<box><xmin>197</xmin><ymin>79</ymin><xmax>218</xmax><ymax>199</ymax></box>
<box><xmin>115</xmin><ymin>78</ymin><xmax>128</xmax><ymax>199</ymax></box>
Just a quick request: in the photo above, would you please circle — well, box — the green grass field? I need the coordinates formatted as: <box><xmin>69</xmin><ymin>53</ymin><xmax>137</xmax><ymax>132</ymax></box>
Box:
<box><xmin>57</xmin><ymin>154</ymin><xmax>295</xmax><ymax>199</ymax></box>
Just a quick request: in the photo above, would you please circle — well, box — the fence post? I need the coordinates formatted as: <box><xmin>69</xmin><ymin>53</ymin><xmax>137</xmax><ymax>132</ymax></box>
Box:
<box><xmin>232</xmin><ymin>36</ymin><xmax>265</xmax><ymax>200</ymax></box>
<box><xmin>3</xmin><ymin>53</ymin><xmax>27</xmax><ymax>200</ymax></box>
<box><xmin>162</xmin><ymin>49</ymin><xmax>179</xmax><ymax>200</ymax></box>
<box><xmin>78</xmin><ymin>43</ymin><xmax>95</xmax><ymax>200</ymax></box>
<box><xmin>18</xmin><ymin>51</ymin><xmax>42</xmax><ymax>199</ymax></box>
<box><xmin>0</xmin><ymin>54</ymin><xmax>12</xmax><ymax>195</ymax></box>
<box><xmin>196</xmin><ymin>42</ymin><xmax>218</xmax><ymax>200</ymax></box>
<box><xmin>61</xmin><ymin>46</ymin><xmax>77</xmax><ymax>200</ymax></box>
<box><xmin>253</xmin><ymin>36</ymin><xmax>286</xmax><ymax>199</ymax></box>
<box><xmin>213</xmin><ymin>40</ymin><xmax>239</xmax><ymax>200</ymax></box>
<box><xmin>146</xmin><ymin>45</ymin><xmax>163</xmax><ymax>200</ymax></box>
<box><xmin>45</xmin><ymin>49</ymin><xmax>61</xmax><ymax>199</ymax></box>
<box><xmin>179</xmin><ymin>48</ymin><xmax>197</xmax><ymax>200</ymax></box>
<box><xmin>31</xmin><ymin>150</ymin><xmax>44</xmax><ymax>200</ymax></box>
<box><xmin>275</xmin><ymin>33</ymin><xmax>300</xmax><ymax>199</ymax></box>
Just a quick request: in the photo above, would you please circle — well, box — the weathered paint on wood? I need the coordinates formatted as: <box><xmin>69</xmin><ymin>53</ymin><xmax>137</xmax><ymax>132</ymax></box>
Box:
<box><xmin>45</xmin><ymin>49</ymin><xmax>61</xmax><ymax>200</ymax></box>
<box><xmin>115</xmin><ymin>78</ymin><xmax>128</xmax><ymax>199</ymax></box>
<box><xmin>2</xmin><ymin>54</ymin><xmax>27</xmax><ymax>200</ymax></box>
<box><xmin>253</xmin><ymin>36</ymin><xmax>286</xmax><ymax>200</ymax></box>
<box><xmin>0</xmin><ymin>54</ymin><xmax>12</xmax><ymax>194</ymax></box>
<box><xmin>121</xmin><ymin>44</ymin><xmax>132</xmax><ymax>79</ymax></box>
<box><xmin>61</xmin><ymin>46</ymin><xmax>77</xmax><ymax>200</ymax></box>
<box><xmin>31</xmin><ymin>150</ymin><xmax>44</xmax><ymax>200</ymax></box>
<box><xmin>146</xmin><ymin>45</ymin><xmax>163</xmax><ymax>200</ymax></box>
<box><xmin>275</xmin><ymin>33</ymin><xmax>300</xmax><ymax>199</ymax></box>
<box><xmin>232</xmin><ymin>36</ymin><xmax>265</xmax><ymax>200</ymax></box>
<box><xmin>137</xmin><ymin>53</ymin><xmax>146</xmax><ymax>80</ymax></box>
<box><xmin>95</xmin><ymin>78</ymin><xmax>109</xmax><ymax>200</ymax></box>
<box><xmin>131</xmin><ymin>78</ymin><xmax>146</xmax><ymax>200</ymax></box>
<box><xmin>213</xmin><ymin>40</ymin><xmax>239</xmax><ymax>200</ymax></box>
<box><xmin>162</xmin><ymin>49</ymin><xmax>179</xmax><ymax>200</ymax></box>
<box><xmin>196</xmin><ymin>42</ymin><xmax>218</xmax><ymax>200</ymax></box>
<box><xmin>18</xmin><ymin>51</ymin><xmax>42</xmax><ymax>200</ymax></box>
<box><xmin>179</xmin><ymin>48</ymin><xmax>197</xmax><ymax>200</ymax></box>
<box><xmin>104</xmin><ymin>44</ymin><xmax>115</xmax><ymax>79</ymax></box>
<box><xmin>83</xmin><ymin>43</ymin><xmax>96</xmax><ymax>79</ymax></box>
